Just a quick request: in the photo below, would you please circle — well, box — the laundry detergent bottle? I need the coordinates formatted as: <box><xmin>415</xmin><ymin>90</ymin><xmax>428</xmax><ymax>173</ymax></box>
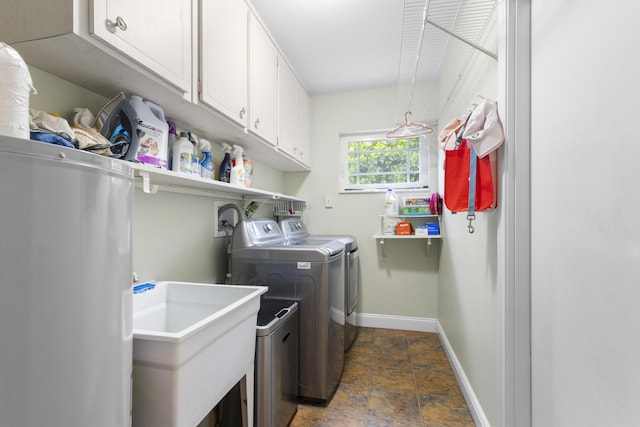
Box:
<box><xmin>218</xmin><ymin>143</ymin><xmax>232</xmax><ymax>183</ymax></box>
<box><xmin>171</xmin><ymin>132</ymin><xmax>193</xmax><ymax>175</ymax></box>
<box><xmin>100</xmin><ymin>95</ymin><xmax>169</xmax><ymax>168</ymax></box>
<box><xmin>230</xmin><ymin>144</ymin><xmax>246</xmax><ymax>186</ymax></box>
<box><xmin>384</xmin><ymin>188</ymin><xmax>399</xmax><ymax>214</ymax></box>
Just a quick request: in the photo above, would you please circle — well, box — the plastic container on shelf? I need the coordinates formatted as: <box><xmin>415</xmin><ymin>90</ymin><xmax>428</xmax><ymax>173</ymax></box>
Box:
<box><xmin>171</xmin><ymin>132</ymin><xmax>193</xmax><ymax>175</ymax></box>
<box><xmin>243</xmin><ymin>154</ymin><xmax>253</xmax><ymax>188</ymax></box>
<box><xmin>100</xmin><ymin>95</ymin><xmax>169</xmax><ymax>168</ymax></box>
<box><xmin>384</xmin><ymin>188</ymin><xmax>399</xmax><ymax>214</ymax></box>
<box><xmin>199</xmin><ymin>138</ymin><xmax>215</xmax><ymax>180</ymax></box>
<box><xmin>219</xmin><ymin>143</ymin><xmax>232</xmax><ymax>183</ymax></box>
<box><xmin>230</xmin><ymin>144</ymin><xmax>245</xmax><ymax>186</ymax></box>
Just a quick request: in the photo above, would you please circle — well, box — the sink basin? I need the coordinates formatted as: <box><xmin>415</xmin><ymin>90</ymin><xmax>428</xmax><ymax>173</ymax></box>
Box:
<box><xmin>131</xmin><ymin>281</ymin><xmax>267</xmax><ymax>427</ymax></box>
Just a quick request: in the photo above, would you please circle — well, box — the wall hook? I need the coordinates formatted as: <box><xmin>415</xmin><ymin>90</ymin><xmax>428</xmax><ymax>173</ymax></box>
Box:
<box><xmin>139</xmin><ymin>171</ymin><xmax>159</xmax><ymax>194</ymax></box>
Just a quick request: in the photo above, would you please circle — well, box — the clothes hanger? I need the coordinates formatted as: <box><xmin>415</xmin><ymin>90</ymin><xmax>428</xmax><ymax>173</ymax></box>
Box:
<box><xmin>386</xmin><ymin>111</ymin><xmax>433</xmax><ymax>138</ymax></box>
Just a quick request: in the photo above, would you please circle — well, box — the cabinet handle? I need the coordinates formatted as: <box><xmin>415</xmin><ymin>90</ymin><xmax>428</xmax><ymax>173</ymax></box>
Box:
<box><xmin>115</xmin><ymin>16</ymin><xmax>128</xmax><ymax>31</ymax></box>
<box><xmin>254</xmin><ymin>118</ymin><xmax>260</xmax><ymax>129</ymax></box>
<box><xmin>239</xmin><ymin>107</ymin><xmax>246</xmax><ymax>119</ymax></box>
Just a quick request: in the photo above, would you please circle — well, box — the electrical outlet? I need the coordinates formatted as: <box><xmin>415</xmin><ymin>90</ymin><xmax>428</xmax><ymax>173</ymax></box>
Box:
<box><xmin>214</xmin><ymin>201</ymin><xmax>239</xmax><ymax>237</ymax></box>
<box><xmin>324</xmin><ymin>195</ymin><xmax>333</xmax><ymax>208</ymax></box>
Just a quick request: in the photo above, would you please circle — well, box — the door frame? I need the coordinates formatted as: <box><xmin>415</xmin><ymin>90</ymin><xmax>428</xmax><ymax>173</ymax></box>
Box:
<box><xmin>499</xmin><ymin>0</ymin><xmax>531</xmax><ymax>426</ymax></box>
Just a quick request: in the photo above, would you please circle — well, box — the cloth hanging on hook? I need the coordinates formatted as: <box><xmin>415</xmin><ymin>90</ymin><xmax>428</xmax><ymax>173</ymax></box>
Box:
<box><xmin>461</xmin><ymin>99</ymin><xmax>504</xmax><ymax>158</ymax></box>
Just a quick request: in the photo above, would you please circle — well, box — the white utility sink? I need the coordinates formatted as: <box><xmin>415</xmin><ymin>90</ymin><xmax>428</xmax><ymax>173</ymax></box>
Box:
<box><xmin>131</xmin><ymin>281</ymin><xmax>267</xmax><ymax>427</ymax></box>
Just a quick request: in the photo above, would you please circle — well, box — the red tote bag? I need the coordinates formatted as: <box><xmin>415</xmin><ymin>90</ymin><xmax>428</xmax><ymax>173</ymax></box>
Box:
<box><xmin>444</xmin><ymin>140</ymin><xmax>497</xmax><ymax>213</ymax></box>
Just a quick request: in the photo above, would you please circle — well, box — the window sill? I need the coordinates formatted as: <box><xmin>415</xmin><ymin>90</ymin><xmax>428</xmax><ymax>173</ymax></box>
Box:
<box><xmin>339</xmin><ymin>188</ymin><xmax>430</xmax><ymax>195</ymax></box>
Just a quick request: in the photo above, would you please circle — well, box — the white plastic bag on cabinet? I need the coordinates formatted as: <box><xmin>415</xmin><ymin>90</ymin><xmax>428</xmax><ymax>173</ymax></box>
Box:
<box><xmin>0</xmin><ymin>42</ymin><xmax>36</xmax><ymax>139</ymax></box>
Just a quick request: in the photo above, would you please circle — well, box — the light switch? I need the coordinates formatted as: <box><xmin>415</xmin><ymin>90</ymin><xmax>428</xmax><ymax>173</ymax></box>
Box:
<box><xmin>324</xmin><ymin>195</ymin><xmax>333</xmax><ymax>208</ymax></box>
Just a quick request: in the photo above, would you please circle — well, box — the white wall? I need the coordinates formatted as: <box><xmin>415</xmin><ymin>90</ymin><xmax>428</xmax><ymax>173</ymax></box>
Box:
<box><xmin>435</xmin><ymin>10</ymin><xmax>500</xmax><ymax>426</ymax></box>
<box><xmin>531</xmin><ymin>1</ymin><xmax>640</xmax><ymax>426</ymax></box>
<box><xmin>284</xmin><ymin>84</ymin><xmax>441</xmax><ymax>319</ymax></box>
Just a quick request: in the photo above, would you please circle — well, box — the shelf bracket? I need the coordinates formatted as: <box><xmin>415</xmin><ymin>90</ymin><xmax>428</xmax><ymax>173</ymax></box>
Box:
<box><xmin>138</xmin><ymin>171</ymin><xmax>159</xmax><ymax>194</ymax></box>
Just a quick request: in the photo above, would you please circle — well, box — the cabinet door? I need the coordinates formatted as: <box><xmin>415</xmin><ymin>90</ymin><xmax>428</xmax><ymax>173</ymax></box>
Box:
<box><xmin>277</xmin><ymin>59</ymin><xmax>298</xmax><ymax>157</ymax></box>
<box><xmin>199</xmin><ymin>0</ymin><xmax>248</xmax><ymax>128</ymax></box>
<box><xmin>248</xmin><ymin>13</ymin><xmax>278</xmax><ymax>146</ymax></box>
<box><xmin>91</xmin><ymin>0</ymin><xmax>191</xmax><ymax>93</ymax></box>
<box><xmin>296</xmin><ymin>84</ymin><xmax>311</xmax><ymax>166</ymax></box>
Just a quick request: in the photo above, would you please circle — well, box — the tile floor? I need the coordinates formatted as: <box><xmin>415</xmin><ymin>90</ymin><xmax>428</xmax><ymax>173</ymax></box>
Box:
<box><xmin>289</xmin><ymin>327</ymin><xmax>476</xmax><ymax>427</ymax></box>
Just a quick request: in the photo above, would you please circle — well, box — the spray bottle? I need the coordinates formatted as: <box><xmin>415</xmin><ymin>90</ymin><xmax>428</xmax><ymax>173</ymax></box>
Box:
<box><xmin>199</xmin><ymin>138</ymin><xmax>215</xmax><ymax>180</ymax></box>
<box><xmin>188</xmin><ymin>133</ymin><xmax>200</xmax><ymax>176</ymax></box>
<box><xmin>230</xmin><ymin>144</ymin><xmax>246</xmax><ymax>186</ymax></box>
<box><xmin>243</xmin><ymin>153</ymin><xmax>253</xmax><ymax>188</ymax></box>
<box><xmin>219</xmin><ymin>143</ymin><xmax>232</xmax><ymax>183</ymax></box>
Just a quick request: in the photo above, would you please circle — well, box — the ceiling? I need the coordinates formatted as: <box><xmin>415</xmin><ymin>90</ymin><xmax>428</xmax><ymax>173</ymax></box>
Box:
<box><xmin>250</xmin><ymin>0</ymin><xmax>498</xmax><ymax>97</ymax></box>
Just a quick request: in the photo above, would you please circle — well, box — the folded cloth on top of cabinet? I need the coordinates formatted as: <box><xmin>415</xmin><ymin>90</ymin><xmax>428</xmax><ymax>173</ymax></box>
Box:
<box><xmin>30</xmin><ymin>131</ymin><xmax>75</xmax><ymax>148</ymax></box>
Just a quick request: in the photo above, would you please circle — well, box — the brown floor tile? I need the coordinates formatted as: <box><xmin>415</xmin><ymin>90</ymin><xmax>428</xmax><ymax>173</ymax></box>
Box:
<box><xmin>370</xmin><ymin>365</ymin><xmax>416</xmax><ymax>393</ymax></box>
<box><xmin>413</xmin><ymin>367</ymin><xmax>460</xmax><ymax>396</ymax></box>
<box><xmin>342</xmin><ymin>358</ymin><xmax>372</xmax><ymax>386</ymax></box>
<box><xmin>309</xmin><ymin>409</ymin><xmax>366</xmax><ymax>427</ymax></box>
<box><xmin>289</xmin><ymin>404</ymin><xmax>324</xmax><ymax>427</ymax></box>
<box><xmin>419</xmin><ymin>393</ymin><xmax>474</xmax><ymax>426</ymax></box>
<box><xmin>367</xmin><ymin>388</ymin><xmax>422</xmax><ymax>424</ymax></box>
<box><xmin>366</xmin><ymin>417</ymin><xmax>424</xmax><ymax>427</ymax></box>
<box><xmin>373</xmin><ymin>354</ymin><xmax>413</xmax><ymax>372</ymax></box>
<box><xmin>325</xmin><ymin>382</ymin><xmax>369</xmax><ymax>416</ymax></box>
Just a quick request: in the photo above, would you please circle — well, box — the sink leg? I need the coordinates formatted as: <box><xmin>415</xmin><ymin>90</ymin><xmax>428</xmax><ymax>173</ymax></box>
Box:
<box><xmin>239</xmin><ymin>365</ymin><xmax>254</xmax><ymax>427</ymax></box>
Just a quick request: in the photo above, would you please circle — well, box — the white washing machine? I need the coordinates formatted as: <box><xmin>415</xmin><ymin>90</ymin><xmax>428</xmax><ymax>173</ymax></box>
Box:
<box><xmin>230</xmin><ymin>218</ymin><xmax>345</xmax><ymax>402</ymax></box>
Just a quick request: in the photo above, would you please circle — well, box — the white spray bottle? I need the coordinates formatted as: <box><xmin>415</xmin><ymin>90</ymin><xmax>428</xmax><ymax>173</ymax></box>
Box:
<box><xmin>230</xmin><ymin>144</ymin><xmax>246</xmax><ymax>186</ymax></box>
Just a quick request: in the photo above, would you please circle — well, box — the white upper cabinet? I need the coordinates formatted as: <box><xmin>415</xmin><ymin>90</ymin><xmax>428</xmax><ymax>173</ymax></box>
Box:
<box><xmin>199</xmin><ymin>0</ymin><xmax>249</xmax><ymax>128</ymax></box>
<box><xmin>296</xmin><ymin>83</ymin><xmax>311</xmax><ymax>167</ymax></box>
<box><xmin>278</xmin><ymin>58</ymin><xmax>311</xmax><ymax>167</ymax></box>
<box><xmin>248</xmin><ymin>13</ymin><xmax>278</xmax><ymax>146</ymax></box>
<box><xmin>277</xmin><ymin>60</ymin><xmax>298</xmax><ymax>158</ymax></box>
<box><xmin>91</xmin><ymin>0</ymin><xmax>192</xmax><ymax>93</ymax></box>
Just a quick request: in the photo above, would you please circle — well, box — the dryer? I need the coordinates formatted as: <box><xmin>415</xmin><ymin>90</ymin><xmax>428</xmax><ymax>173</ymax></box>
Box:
<box><xmin>279</xmin><ymin>218</ymin><xmax>359</xmax><ymax>352</ymax></box>
<box><xmin>230</xmin><ymin>218</ymin><xmax>345</xmax><ymax>402</ymax></box>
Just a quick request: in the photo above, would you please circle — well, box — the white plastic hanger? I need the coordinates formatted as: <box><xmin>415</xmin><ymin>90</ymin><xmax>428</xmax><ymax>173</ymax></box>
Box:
<box><xmin>386</xmin><ymin>112</ymin><xmax>433</xmax><ymax>138</ymax></box>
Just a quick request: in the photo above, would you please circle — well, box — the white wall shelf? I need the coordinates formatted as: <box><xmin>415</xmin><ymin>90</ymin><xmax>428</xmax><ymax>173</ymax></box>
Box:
<box><xmin>375</xmin><ymin>214</ymin><xmax>442</xmax><ymax>238</ymax></box>
<box><xmin>374</xmin><ymin>214</ymin><xmax>442</xmax><ymax>257</ymax></box>
<box><xmin>372</xmin><ymin>234</ymin><xmax>441</xmax><ymax>239</ymax></box>
<box><xmin>130</xmin><ymin>162</ymin><xmax>305</xmax><ymax>205</ymax></box>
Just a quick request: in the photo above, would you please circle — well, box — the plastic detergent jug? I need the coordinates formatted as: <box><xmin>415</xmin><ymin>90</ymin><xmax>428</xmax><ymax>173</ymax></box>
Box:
<box><xmin>100</xmin><ymin>95</ymin><xmax>169</xmax><ymax>168</ymax></box>
<box><xmin>231</xmin><ymin>144</ymin><xmax>245</xmax><ymax>186</ymax></box>
<box><xmin>0</xmin><ymin>42</ymin><xmax>36</xmax><ymax>139</ymax></box>
<box><xmin>384</xmin><ymin>188</ymin><xmax>399</xmax><ymax>214</ymax></box>
<box><xmin>172</xmin><ymin>132</ymin><xmax>193</xmax><ymax>175</ymax></box>
<box><xmin>199</xmin><ymin>138</ymin><xmax>215</xmax><ymax>180</ymax></box>
<box><xmin>218</xmin><ymin>143</ymin><xmax>232</xmax><ymax>183</ymax></box>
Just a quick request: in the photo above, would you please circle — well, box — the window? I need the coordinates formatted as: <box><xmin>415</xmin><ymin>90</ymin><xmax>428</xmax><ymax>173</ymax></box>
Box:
<box><xmin>340</xmin><ymin>131</ymin><xmax>429</xmax><ymax>191</ymax></box>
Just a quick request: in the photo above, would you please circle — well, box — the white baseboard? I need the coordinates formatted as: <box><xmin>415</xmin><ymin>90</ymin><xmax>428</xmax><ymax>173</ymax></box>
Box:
<box><xmin>356</xmin><ymin>312</ymin><xmax>438</xmax><ymax>333</ymax></box>
<box><xmin>355</xmin><ymin>313</ymin><xmax>490</xmax><ymax>427</ymax></box>
<box><xmin>437</xmin><ymin>321</ymin><xmax>491</xmax><ymax>427</ymax></box>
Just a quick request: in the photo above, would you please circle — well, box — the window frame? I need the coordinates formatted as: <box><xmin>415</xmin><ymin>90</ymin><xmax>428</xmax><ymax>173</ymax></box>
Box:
<box><xmin>339</xmin><ymin>130</ymin><xmax>430</xmax><ymax>192</ymax></box>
